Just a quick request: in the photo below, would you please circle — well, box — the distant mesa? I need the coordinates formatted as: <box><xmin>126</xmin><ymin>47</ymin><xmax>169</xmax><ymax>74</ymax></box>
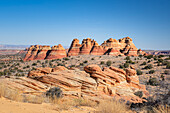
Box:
<box><xmin>23</xmin><ymin>37</ymin><xmax>146</xmax><ymax>61</ymax></box>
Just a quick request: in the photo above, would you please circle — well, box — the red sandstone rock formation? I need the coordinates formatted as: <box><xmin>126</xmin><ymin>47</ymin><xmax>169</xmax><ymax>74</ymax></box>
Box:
<box><xmin>34</xmin><ymin>46</ymin><xmax>51</xmax><ymax>60</ymax></box>
<box><xmin>67</xmin><ymin>39</ymin><xmax>81</xmax><ymax>56</ymax></box>
<box><xmin>46</xmin><ymin>44</ymin><xmax>66</xmax><ymax>60</ymax></box>
<box><xmin>24</xmin><ymin>37</ymin><xmax>146</xmax><ymax>61</ymax></box>
<box><xmin>67</xmin><ymin>37</ymin><xmax>146</xmax><ymax>57</ymax></box>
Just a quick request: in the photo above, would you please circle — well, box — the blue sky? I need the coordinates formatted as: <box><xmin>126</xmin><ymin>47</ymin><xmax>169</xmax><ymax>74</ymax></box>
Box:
<box><xmin>0</xmin><ymin>0</ymin><xmax>170</xmax><ymax>50</ymax></box>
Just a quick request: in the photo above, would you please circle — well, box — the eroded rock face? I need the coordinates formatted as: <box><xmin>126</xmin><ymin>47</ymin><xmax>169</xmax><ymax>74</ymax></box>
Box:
<box><xmin>46</xmin><ymin>44</ymin><xmax>66</xmax><ymax>60</ymax></box>
<box><xmin>24</xmin><ymin>44</ymin><xmax>66</xmax><ymax>61</ymax></box>
<box><xmin>67</xmin><ymin>37</ymin><xmax>146</xmax><ymax>57</ymax></box>
<box><xmin>24</xmin><ymin>37</ymin><xmax>145</xmax><ymax>61</ymax></box>
<box><xmin>3</xmin><ymin>65</ymin><xmax>147</xmax><ymax>103</ymax></box>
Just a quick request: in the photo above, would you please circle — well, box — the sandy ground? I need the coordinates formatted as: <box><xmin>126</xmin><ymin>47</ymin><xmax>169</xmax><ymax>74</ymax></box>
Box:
<box><xmin>0</xmin><ymin>97</ymin><xmax>95</xmax><ymax>113</ymax></box>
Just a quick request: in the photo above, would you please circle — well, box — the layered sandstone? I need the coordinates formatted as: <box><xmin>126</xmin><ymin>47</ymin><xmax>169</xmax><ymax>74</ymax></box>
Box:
<box><xmin>23</xmin><ymin>44</ymin><xmax>66</xmax><ymax>61</ymax></box>
<box><xmin>24</xmin><ymin>37</ymin><xmax>146</xmax><ymax>61</ymax></box>
<box><xmin>0</xmin><ymin>65</ymin><xmax>148</xmax><ymax>103</ymax></box>
<box><xmin>67</xmin><ymin>37</ymin><xmax>145</xmax><ymax>57</ymax></box>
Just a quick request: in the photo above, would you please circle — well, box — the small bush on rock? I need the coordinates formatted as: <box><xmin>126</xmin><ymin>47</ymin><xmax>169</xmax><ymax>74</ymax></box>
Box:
<box><xmin>106</xmin><ymin>61</ymin><xmax>112</xmax><ymax>66</ymax></box>
<box><xmin>46</xmin><ymin>87</ymin><xmax>63</xmax><ymax>100</ymax></box>
<box><xmin>147</xmin><ymin>77</ymin><xmax>159</xmax><ymax>86</ymax></box>
<box><xmin>134</xmin><ymin>91</ymin><xmax>143</xmax><ymax>98</ymax></box>
<box><xmin>137</xmin><ymin>69</ymin><xmax>143</xmax><ymax>75</ymax></box>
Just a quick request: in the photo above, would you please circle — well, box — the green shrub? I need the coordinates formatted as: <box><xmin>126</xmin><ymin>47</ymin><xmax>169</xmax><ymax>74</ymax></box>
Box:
<box><xmin>148</xmin><ymin>77</ymin><xmax>159</xmax><ymax>86</ymax></box>
<box><xmin>124</xmin><ymin>63</ymin><xmax>129</xmax><ymax>68</ymax></box>
<box><xmin>80</xmin><ymin>63</ymin><xmax>84</xmax><ymax>66</ymax></box>
<box><xmin>91</xmin><ymin>58</ymin><xmax>94</xmax><ymax>60</ymax></box>
<box><xmin>125</xmin><ymin>56</ymin><xmax>130</xmax><ymax>60</ymax></box>
<box><xmin>166</xmin><ymin>63</ymin><xmax>170</xmax><ymax>69</ymax></box>
<box><xmin>141</xmin><ymin>62</ymin><xmax>146</xmax><ymax>65</ymax></box>
<box><xmin>32</xmin><ymin>63</ymin><xmax>37</xmax><ymax>66</ymax></box>
<box><xmin>161</xmin><ymin>74</ymin><xmax>165</xmax><ymax>81</ymax></box>
<box><xmin>158</xmin><ymin>55</ymin><xmax>164</xmax><ymax>58</ymax></box>
<box><xmin>144</xmin><ymin>64</ymin><xmax>153</xmax><ymax>69</ymax></box>
<box><xmin>137</xmin><ymin>69</ymin><xmax>143</xmax><ymax>75</ymax></box>
<box><xmin>145</xmin><ymin>55</ymin><xmax>153</xmax><ymax>59</ymax></box>
<box><xmin>149</xmin><ymin>70</ymin><xmax>155</xmax><ymax>74</ymax></box>
<box><xmin>63</xmin><ymin>58</ymin><xmax>69</xmax><ymax>61</ymax></box>
<box><xmin>139</xmin><ymin>55</ymin><xmax>143</xmax><ymax>58</ymax></box>
<box><xmin>164</xmin><ymin>70</ymin><xmax>169</xmax><ymax>75</ymax></box>
<box><xmin>106</xmin><ymin>61</ymin><xmax>112</xmax><ymax>66</ymax></box>
<box><xmin>119</xmin><ymin>65</ymin><xmax>124</xmax><ymax>69</ymax></box>
<box><xmin>134</xmin><ymin>91</ymin><xmax>143</xmax><ymax>98</ymax></box>
<box><xmin>158</xmin><ymin>58</ymin><xmax>164</xmax><ymax>63</ymax></box>
<box><xmin>100</xmin><ymin>61</ymin><xmax>105</xmax><ymax>65</ymax></box>
<box><xmin>83</xmin><ymin>60</ymin><xmax>88</xmax><ymax>63</ymax></box>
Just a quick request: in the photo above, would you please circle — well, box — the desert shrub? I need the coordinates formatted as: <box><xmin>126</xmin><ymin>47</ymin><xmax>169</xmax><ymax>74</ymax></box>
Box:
<box><xmin>73</xmin><ymin>98</ymin><xmax>97</xmax><ymax>107</ymax></box>
<box><xmin>97</xmin><ymin>100</ymin><xmax>129</xmax><ymax>113</ymax></box>
<box><xmin>70</xmin><ymin>65</ymin><xmax>75</xmax><ymax>68</ymax></box>
<box><xmin>125</xmin><ymin>56</ymin><xmax>130</xmax><ymax>60</ymax></box>
<box><xmin>144</xmin><ymin>64</ymin><xmax>153</xmax><ymax>69</ymax></box>
<box><xmin>63</xmin><ymin>58</ymin><xmax>69</xmax><ymax>61</ymax></box>
<box><xmin>164</xmin><ymin>70</ymin><xmax>169</xmax><ymax>75</ymax></box>
<box><xmin>45</xmin><ymin>60</ymin><xmax>48</xmax><ymax>63</ymax></box>
<box><xmin>46</xmin><ymin>87</ymin><xmax>63</xmax><ymax>100</ymax></box>
<box><xmin>148</xmin><ymin>77</ymin><xmax>159</xmax><ymax>86</ymax></box>
<box><xmin>26</xmin><ymin>65</ymin><xmax>30</xmax><ymax>68</ymax></box>
<box><xmin>106</xmin><ymin>60</ymin><xmax>112</xmax><ymax>66</ymax></box>
<box><xmin>162</xmin><ymin>61</ymin><xmax>169</xmax><ymax>66</ymax></box>
<box><xmin>149</xmin><ymin>105</ymin><xmax>170</xmax><ymax>113</ymax></box>
<box><xmin>100</xmin><ymin>61</ymin><xmax>105</xmax><ymax>65</ymax></box>
<box><xmin>83</xmin><ymin>60</ymin><xmax>88</xmax><ymax>63</ymax></box>
<box><xmin>119</xmin><ymin>65</ymin><xmax>124</xmax><ymax>69</ymax></box>
<box><xmin>139</xmin><ymin>55</ymin><xmax>143</xmax><ymax>58</ymax></box>
<box><xmin>137</xmin><ymin>69</ymin><xmax>143</xmax><ymax>75</ymax></box>
<box><xmin>158</xmin><ymin>55</ymin><xmax>164</xmax><ymax>58</ymax></box>
<box><xmin>124</xmin><ymin>63</ymin><xmax>129</xmax><ymax>68</ymax></box>
<box><xmin>141</xmin><ymin>61</ymin><xmax>147</xmax><ymax>65</ymax></box>
<box><xmin>80</xmin><ymin>63</ymin><xmax>84</xmax><ymax>66</ymax></box>
<box><xmin>91</xmin><ymin>58</ymin><xmax>94</xmax><ymax>60</ymax></box>
<box><xmin>149</xmin><ymin>70</ymin><xmax>155</xmax><ymax>74</ymax></box>
<box><xmin>145</xmin><ymin>55</ymin><xmax>153</xmax><ymax>59</ymax></box>
<box><xmin>32</xmin><ymin>63</ymin><xmax>37</xmax><ymax>66</ymax></box>
<box><xmin>161</xmin><ymin>74</ymin><xmax>165</xmax><ymax>81</ymax></box>
<box><xmin>134</xmin><ymin>91</ymin><xmax>143</xmax><ymax>98</ymax></box>
<box><xmin>147</xmin><ymin>60</ymin><xmax>151</xmax><ymax>63</ymax></box>
<box><xmin>165</xmin><ymin>57</ymin><xmax>170</xmax><ymax>60</ymax></box>
<box><xmin>37</xmin><ymin>60</ymin><xmax>41</xmax><ymax>63</ymax></box>
<box><xmin>158</xmin><ymin>58</ymin><xmax>164</xmax><ymax>63</ymax></box>
<box><xmin>166</xmin><ymin>63</ymin><xmax>170</xmax><ymax>69</ymax></box>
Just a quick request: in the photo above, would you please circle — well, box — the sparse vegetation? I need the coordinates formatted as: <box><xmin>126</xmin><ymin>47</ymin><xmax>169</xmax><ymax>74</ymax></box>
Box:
<box><xmin>147</xmin><ymin>77</ymin><xmax>159</xmax><ymax>86</ymax></box>
<box><xmin>149</xmin><ymin>70</ymin><xmax>155</xmax><ymax>74</ymax></box>
<box><xmin>106</xmin><ymin>60</ymin><xmax>112</xmax><ymax>66</ymax></box>
<box><xmin>136</xmin><ymin>69</ymin><xmax>143</xmax><ymax>75</ymax></box>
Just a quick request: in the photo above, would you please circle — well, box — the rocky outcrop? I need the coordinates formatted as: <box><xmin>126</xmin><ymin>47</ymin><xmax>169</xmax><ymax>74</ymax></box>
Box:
<box><xmin>0</xmin><ymin>65</ymin><xmax>147</xmax><ymax>103</ymax></box>
<box><xmin>46</xmin><ymin>44</ymin><xmax>66</xmax><ymax>60</ymax></box>
<box><xmin>24</xmin><ymin>37</ymin><xmax>146</xmax><ymax>61</ymax></box>
<box><xmin>23</xmin><ymin>44</ymin><xmax>66</xmax><ymax>61</ymax></box>
<box><xmin>67</xmin><ymin>37</ymin><xmax>146</xmax><ymax>57</ymax></box>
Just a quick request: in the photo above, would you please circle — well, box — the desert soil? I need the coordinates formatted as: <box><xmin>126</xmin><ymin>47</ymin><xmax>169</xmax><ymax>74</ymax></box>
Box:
<box><xmin>0</xmin><ymin>97</ymin><xmax>95</xmax><ymax>113</ymax></box>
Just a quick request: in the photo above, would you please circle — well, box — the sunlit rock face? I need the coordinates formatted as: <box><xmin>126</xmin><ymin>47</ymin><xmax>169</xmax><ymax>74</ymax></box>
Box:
<box><xmin>24</xmin><ymin>37</ymin><xmax>146</xmax><ymax>61</ymax></box>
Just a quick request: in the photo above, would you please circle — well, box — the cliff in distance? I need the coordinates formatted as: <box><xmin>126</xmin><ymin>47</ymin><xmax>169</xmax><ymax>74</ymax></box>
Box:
<box><xmin>24</xmin><ymin>37</ymin><xmax>146</xmax><ymax>61</ymax></box>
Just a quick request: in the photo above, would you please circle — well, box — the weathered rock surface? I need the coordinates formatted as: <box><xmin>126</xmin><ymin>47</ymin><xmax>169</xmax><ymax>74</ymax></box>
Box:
<box><xmin>1</xmin><ymin>65</ymin><xmax>149</xmax><ymax>103</ymax></box>
<box><xmin>23</xmin><ymin>44</ymin><xmax>66</xmax><ymax>61</ymax></box>
<box><xmin>24</xmin><ymin>37</ymin><xmax>145</xmax><ymax>61</ymax></box>
<box><xmin>68</xmin><ymin>37</ymin><xmax>145</xmax><ymax>57</ymax></box>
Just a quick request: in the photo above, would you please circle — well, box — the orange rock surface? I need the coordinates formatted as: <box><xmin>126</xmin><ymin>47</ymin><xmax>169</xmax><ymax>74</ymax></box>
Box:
<box><xmin>24</xmin><ymin>37</ymin><xmax>146</xmax><ymax>61</ymax></box>
<box><xmin>1</xmin><ymin>65</ymin><xmax>149</xmax><ymax>103</ymax></box>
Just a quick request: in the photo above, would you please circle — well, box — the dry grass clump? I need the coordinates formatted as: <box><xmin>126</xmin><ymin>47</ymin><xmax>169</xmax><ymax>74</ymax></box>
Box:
<box><xmin>51</xmin><ymin>97</ymin><xmax>97</xmax><ymax>111</ymax></box>
<box><xmin>97</xmin><ymin>100</ymin><xmax>129</xmax><ymax>113</ymax></box>
<box><xmin>0</xmin><ymin>83</ymin><xmax>23</xmax><ymax>102</ymax></box>
<box><xmin>147</xmin><ymin>105</ymin><xmax>170</xmax><ymax>113</ymax></box>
